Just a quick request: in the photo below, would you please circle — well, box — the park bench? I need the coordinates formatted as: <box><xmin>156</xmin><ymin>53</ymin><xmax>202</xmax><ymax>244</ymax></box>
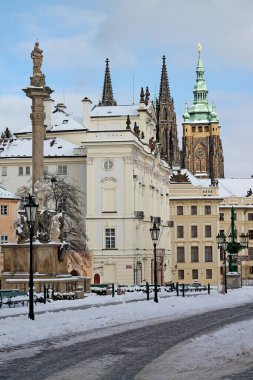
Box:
<box><xmin>0</xmin><ymin>290</ymin><xmax>37</xmax><ymax>308</ymax></box>
<box><xmin>91</xmin><ymin>284</ymin><xmax>108</xmax><ymax>295</ymax></box>
<box><xmin>188</xmin><ymin>285</ymin><xmax>207</xmax><ymax>292</ymax></box>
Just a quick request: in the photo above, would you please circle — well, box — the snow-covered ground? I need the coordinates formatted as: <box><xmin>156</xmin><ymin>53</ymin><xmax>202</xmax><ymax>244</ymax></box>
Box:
<box><xmin>1</xmin><ymin>287</ymin><xmax>253</xmax><ymax>379</ymax></box>
<box><xmin>0</xmin><ymin>287</ymin><xmax>253</xmax><ymax>349</ymax></box>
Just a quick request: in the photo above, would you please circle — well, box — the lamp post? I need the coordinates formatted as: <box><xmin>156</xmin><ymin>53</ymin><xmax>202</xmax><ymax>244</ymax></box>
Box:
<box><xmin>24</xmin><ymin>194</ymin><xmax>38</xmax><ymax>320</ymax></box>
<box><xmin>216</xmin><ymin>206</ymin><xmax>249</xmax><ymax>293</ymax></box>
<box><xmin>150</xmin><ymin>221</ymin><xmax>160</xmax><ymax>303</ymax></box>
<box><xmin>216</xmin><ymin>232</ymin><xmax>228</xmax><ymax>293</ymax></box>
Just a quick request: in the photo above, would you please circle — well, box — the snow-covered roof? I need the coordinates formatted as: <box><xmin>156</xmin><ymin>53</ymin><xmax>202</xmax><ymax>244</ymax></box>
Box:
<box><xmin>0</xmin><ymin>138</ymin><xmax>85</xmax><ymax>158</ymax></box>
<box><xmin>90</xmin><ymin>104</ymin><xmax>148</xmax><ymax>118</ymax></box>
<box><xmin>0</xmin><ymin>187</ymin><xmax>20</xmax><ymax>200</ymax></box>
<box><xmin>170</xmin><ymin>169</ymin><xmax>253</xmax><ymax>200</ymax></box>
<box><xmin>15</xmin><ymin>103</ymin><xmax>84</xmax><ymax>135</ymax></box>
<box><xmin>173</xmin><ymin>170</ymin><xmax>253</xmax><ymax>198</ymax></box>
<box><xmin>50</xmin><ymin>106</ymin><xmax>84</xmax><ymax>132</ymax></box>
<box><xmin>199</xmin><ymin>177</ymin><xmax>253</xmax><ymax>198</ymax></box>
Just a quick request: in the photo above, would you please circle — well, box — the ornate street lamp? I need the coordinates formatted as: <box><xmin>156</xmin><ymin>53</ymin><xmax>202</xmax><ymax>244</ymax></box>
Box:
<box><xmin>216</xmin><ymin>231</ymin><xmax>228</xmax><ymax>293</ymax></box>
<box><xmin>150</xmin><ymin>221</ymin><xmax>160</xmax><ymax>303</ymax></box>
<box><xmin>216</xmin><ymin>207</ymin><xmax>249</xmax><ymax>294</ymax></box>
<box><xmin>24</xmin><ymin>194</ymin><xmax>38</xmax><ymax>320</ymax></box>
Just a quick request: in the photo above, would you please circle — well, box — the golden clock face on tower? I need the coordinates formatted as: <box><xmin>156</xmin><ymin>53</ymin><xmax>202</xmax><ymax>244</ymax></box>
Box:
<box><xmin>196</xmin><ymin>146</ymin><xmax>205</xmax><ymax>159</ymax></box>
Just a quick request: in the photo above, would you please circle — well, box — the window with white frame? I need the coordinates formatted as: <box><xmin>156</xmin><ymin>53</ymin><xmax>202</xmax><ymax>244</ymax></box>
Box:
<box><xmin>191</xmin><ymin>205</ymin><xmax>197</xmax><ymax>215</ymax></box>
<box><xmin>177</xmin><ymin>206</ymin><xmax>183</xmax><ymax>215</ymax></box>
<box><xmin>57</xmin><ymin>165</ymin><xmax>68</xmax><ymax>175</ymax></box>
<box><xmin>191</xmin><ymin>225</ymin><xmax>198</xmax><ymax>238</ymax></box>
<box><xmin>1</xmin><ymin>205</ymin><xmax>9</xmax><ymax>215</ymax></box>
<box><xmin>177</xmin><ymin>225</ymin><xmax>184</xmax><ymax>238</ymax></box>
<box><xmin>1</xmin><ymin>235</ymin><xmax>8</xmax><ymax>244</ymax></box>
<box><xmin>205</xmin><ymin>246</ymin><xmax>213</xmax><ymax>262</ymax></box>
<box><xmin>105</xmin><ymin>228</ymin><xmax>116</xmax><ymax>249</ymax></box>
<box><xmin>205</xmin><ymin>205</ymin><xmax>211</xmax><ymax>215</ymax></box>
<box><xmin>191</xmin><ymin>246</ymin><xmax>199</xmax><ymax>262</ymax></box>
<box><xmin>192</xmin><ymin>269</ymin><xmax>198</xmax><ymax>280</ymax></box>
<box><xmin>205</xmin><ymin>225</ymin><xmax>212</xmax><ymax>238</ymax></box>
<box><xmin>178</xmin><ymin>269</ymin><xmax>184</xmax><ymax>280</ymax></box>
<box><xmin>248</xmin><ymin>213</ymin><xmax>253</xmax><ymax>221</ymax></box>
<box><xmin>1</xmin><ymin>167</ymin><xmax>7</xmax><ymax>176</ymax></box>
<box><xmin>25</xmin><ymin>166</ymin><xmax>30</xmax><ymax>175</ymax></box>
<box><xmin>206</xmin><ymin>269</ymin><xmax>212</xmax><ymax>279</ymax></box>
<box><xmin>177</xmin><ymin>246</ymin><xmax>185</xmax><ymax>262</ymax></box>
<box><xmin>18</xmin><ymin>167</ymin><xmax>23</xmax><ymax>175</ymax></box>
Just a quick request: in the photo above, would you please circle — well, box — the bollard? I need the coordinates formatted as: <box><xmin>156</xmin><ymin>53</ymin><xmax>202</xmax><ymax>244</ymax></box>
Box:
<box><xmin>46</xmin><ymin>287</ymin><xmax>49</xmax><ymax>299</ymax></box>
<box><xmin>182</xmin><ymin>283</ymin><xmax>185</xmax><ymax>297</ymax></box>
<box><xmin>112</xmin><ymin>283</ymin><xmax>115</xmax><ymax>297</ymax></box>
<box><xmin>208</xmin><ymin>283</ymin><xmax>210</xmax><ymax>295</ymax></box>
<box><xmin>176</xmin><ymin>282</ymin><xmax>179</xmax><ymax>297</ymax></box>
<box><xmin>146</xmin><ymin>282</ymin><xmax>150</xmax><ymax>301</ymax></box>
<box><xmin>43</xmin><ymin>285</ymin><xmax>46</xmax><ymax>304</ymax></box>
<box><xmin>52</xmin><ymin>287</ymin><xmax>54</xmax><ymax>299</ymax></box>
<box><xmin>170</xmin><ymin>283</ymin><xmax>173</xmax><ymax>292</ymax></box>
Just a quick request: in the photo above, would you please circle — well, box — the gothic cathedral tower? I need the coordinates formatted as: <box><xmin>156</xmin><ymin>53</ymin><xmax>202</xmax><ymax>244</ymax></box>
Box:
<box><xmin>99</xmin><ymin>58</ymin><xmax>117</xmax><ymax>106</ymax></box>
<box><xmin>182</xmin><ymin>45</ymin><xmax>224</xmax><ymax>178</ymax></box>
<box><xmin>156</xmin><ymin>56</ymin><xmax>180</xmax><ymax>168</ymax></box>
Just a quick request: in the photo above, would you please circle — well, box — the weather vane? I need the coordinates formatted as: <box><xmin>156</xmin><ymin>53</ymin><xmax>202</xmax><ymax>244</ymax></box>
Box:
<box><xmin>198</xmin><ymin>42</ymin><xmax>202</xmax><ymax>54</ymax></box>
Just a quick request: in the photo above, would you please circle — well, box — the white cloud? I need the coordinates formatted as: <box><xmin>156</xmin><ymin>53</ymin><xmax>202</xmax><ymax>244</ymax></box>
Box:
<box><xmin>1</xmin><ymin>0</ymin><xmax>253</xmax><ymax>179</ymax></box>
<box><xmin>0</xmin><ymin>95</ymin><xmax>30</xmax><ymax>133</ymax></box>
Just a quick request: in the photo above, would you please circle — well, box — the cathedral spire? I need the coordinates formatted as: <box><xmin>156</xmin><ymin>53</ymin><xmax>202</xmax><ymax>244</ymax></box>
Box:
<box><xmin>101</xmin><ymin>58</ymin><xmax>117</xmax><ymax>106</ymax></box>
<box><xmin>159</xmin><ymin>55</ymin><xmax>171</xmax><ymax>104</ymax></box>
<box><xmin>181</xmin><ymin>44</ymin><xmax>224</xmax><ymax>179</ymax></box>
<box><xmin>183</xmin><ymin>43</ymin><xmax>219</xmax><ymax>123</ymax></box>
<box><xmin>156</xmin><ymin>55</ymin><xmax>180</xmax><ymax>168</ymax></box>
<box><xmin>193</xmin><ymin>43</ymin><xmax>208</xmax><ymax>105</ymax></box>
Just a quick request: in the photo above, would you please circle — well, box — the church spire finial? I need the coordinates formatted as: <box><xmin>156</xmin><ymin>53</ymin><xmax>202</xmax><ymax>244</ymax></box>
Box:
<box><xmin>101</xmin><ymin>58</ymin><xmax>117</xmax><ymax>106</ymax></box>
<box><xmin>198</xmin><ymin>42</ymin><xmax>202</xmax><ymax>55</ymax></box>
<box><xmin>159</xmin><ymin>55</ymin><xmax>171</xmax><ymax>104</ymax></box>
<box><xmin>193</xmin><ymin>43</ymin><xmax>208</xmax><ymax>105</ymax></box>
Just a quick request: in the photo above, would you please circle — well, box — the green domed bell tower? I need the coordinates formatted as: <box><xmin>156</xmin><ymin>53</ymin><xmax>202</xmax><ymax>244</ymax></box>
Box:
<box><xmin>182</xmin><ymin>44</ymin><xmax>224</xmax><ymax>179</ymax></box>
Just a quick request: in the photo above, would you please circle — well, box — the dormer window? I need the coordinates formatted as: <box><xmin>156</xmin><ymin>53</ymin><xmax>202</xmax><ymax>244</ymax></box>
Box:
<box><xmin>62</xmin><ymin>120</ymin><xmax>68</xmax><ymax>124</ymax></box>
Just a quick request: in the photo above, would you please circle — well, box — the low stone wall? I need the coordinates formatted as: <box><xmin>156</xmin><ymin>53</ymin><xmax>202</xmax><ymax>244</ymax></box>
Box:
<box><xmin>0</xmin><ymin>273</ymin><xmax>91</xmax><ymax>293</ymax></box>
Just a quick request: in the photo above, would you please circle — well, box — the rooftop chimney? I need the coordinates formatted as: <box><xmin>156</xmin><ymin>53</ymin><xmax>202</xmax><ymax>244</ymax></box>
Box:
<box><xmin>82</xmin><ymin>97</ymin><xmax>92</xmax><ymax>129</ymax></box>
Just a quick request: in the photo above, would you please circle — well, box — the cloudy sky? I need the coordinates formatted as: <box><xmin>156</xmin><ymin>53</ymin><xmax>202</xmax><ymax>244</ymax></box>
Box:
<box><xmin>0</xmin><ymin>0</ymin><xmax>252</xmax><ymax>177</ymax></box>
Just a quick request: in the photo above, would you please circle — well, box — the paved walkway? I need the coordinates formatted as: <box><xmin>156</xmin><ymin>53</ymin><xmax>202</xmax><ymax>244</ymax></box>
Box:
<box><xmin>1</xmin><ymin>303</ymin><xmax>253</xmax><ymax>379</ymax></box>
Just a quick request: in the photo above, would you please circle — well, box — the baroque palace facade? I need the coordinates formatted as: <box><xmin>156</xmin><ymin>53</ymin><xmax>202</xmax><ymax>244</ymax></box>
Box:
<box><xmin>0</xmin><ymin>44</ymin><xmax>253</xmax><ymax>286</ymax></box>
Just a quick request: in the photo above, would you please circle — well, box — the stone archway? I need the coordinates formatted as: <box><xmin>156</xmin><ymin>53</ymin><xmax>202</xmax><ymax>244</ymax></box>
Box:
<box><xmin>70</xmin><ymin>269</ymin><xmax>80</xmax><ymax>276</ymax></box>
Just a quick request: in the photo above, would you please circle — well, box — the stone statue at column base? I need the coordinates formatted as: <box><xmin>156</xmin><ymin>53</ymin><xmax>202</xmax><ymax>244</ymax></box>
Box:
<box><xmin>30</xmin><ymin>73</ymin><xmax>45</xmax><ymax>87</ymax></box>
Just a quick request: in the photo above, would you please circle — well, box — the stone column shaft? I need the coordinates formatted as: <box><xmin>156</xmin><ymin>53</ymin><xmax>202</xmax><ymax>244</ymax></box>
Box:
<box><xmin>23</xmin><ymin>86</ymin><xmax>53</xmax><ymax>189</ymax></box>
